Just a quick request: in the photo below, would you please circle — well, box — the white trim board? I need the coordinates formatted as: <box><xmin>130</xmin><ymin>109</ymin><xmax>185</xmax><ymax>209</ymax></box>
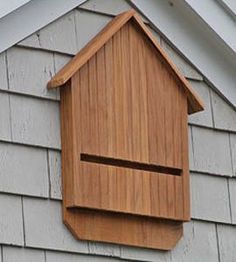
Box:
<box><xmin>219</xmin><ymin>0</ymin><xmax>236</xmax><ymax>17</ymax></box>
<box><xmin>0</xmin><ymin>0</ymin><xmax>32</xmax><ymax>19</ymax></box>
<box><xmin>130</xmin><ymin>0</ymin><xmax>236</xmax><ymax>109</ymax></box>
<box><xmin>0</xmin><ymin>0</ymin><xmax>87</xmax><ymax>54</ymax></box>
<box><xmin>185</xmin><ymin>0</ymin><xmax>236</xmax><ymax>54</ymax></box>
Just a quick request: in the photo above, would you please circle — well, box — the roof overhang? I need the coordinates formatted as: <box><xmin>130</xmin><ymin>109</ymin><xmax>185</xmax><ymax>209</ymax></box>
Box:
<box><xmin>0</xmin><ymin>0</ymin><xmax>32</xmax><ymax>19</ymax></box>
<box><xmin>0</xmin><ymin>0</ymin><xmax>87</xmax><ymax>54</ymax></box>
<box><xmin>130</xmin><ymin>0</ymin><xmax>236</xmax><ymax>110</ymax></box>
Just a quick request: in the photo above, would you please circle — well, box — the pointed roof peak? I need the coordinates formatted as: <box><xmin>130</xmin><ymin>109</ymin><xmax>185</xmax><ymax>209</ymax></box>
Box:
<box><xmin>47</xmin><ymin>9</ymin><xmax>204</xmax><ymax>114</ymax></box>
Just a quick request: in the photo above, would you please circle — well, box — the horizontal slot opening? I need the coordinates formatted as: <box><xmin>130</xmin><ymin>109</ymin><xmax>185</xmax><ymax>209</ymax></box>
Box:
<box><xmin>80</xmin><ymin>153</ymin><xmax>181</xmax><ymax>176</ymax></box>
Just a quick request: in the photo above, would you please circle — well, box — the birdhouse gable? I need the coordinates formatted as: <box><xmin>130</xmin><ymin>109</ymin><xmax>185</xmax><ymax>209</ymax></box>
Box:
<box><xmin>48</xmin><ymin>9</ymin><xmax>204</xmax><ymax>114</ymax></box>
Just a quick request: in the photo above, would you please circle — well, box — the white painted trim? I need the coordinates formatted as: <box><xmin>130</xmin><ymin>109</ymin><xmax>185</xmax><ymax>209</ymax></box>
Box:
<box><xmin>219</xmin><ymin>0</ymin><xmax>236</xmax><ymax>16</ymax></box>
<box><xmin>130</xmin><ymin>0</ymin><xmax>236</xmax><ymax>109</ymax></box>
<box><xmin>0</xmin><ymin>0</ymin><xmax>87</xmax><ymax>54</ymax></box>
<box><xmin>0</xmin><ymin>0</ymin><xmax>32</xmax><ymax>19</ymax></box>
<box><xmin>184</xmin><ymin>0</ymin><xmax>236</xmax><ymax>54</ymax></box>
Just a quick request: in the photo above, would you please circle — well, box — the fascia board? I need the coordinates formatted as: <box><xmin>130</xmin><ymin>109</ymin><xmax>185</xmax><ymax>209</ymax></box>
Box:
<box><xmin>219</xmin><ymin>0</ymin><xmax>236</xmax><ymax>17</ymax></box>
<box><xmin>185</xmin><ymin>0</ymin><xmax>236</xmax><ymax>54</ymax></box>
<box><xmin>0</xmin><ymin>0</ymin><xmax>87</xmax><ymax>54</ymax></box>
<box><xmin>130</xmin><ymin>0</ymin><xmax>236</xmax><ymax>109</ymax></box>
<box><xmin>0</xmin><ymin>0</ymin><xmax>32</xmax><ymax>19</ymax></box>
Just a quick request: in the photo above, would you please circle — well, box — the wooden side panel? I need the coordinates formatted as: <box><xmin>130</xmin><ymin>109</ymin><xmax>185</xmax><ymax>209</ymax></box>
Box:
<box><xmin>60</xmin><ymin>82</ymin><xmax>76</xmax><ymax>207</ymax></box>
<box><xmin>68</xmin><ymin>20</ymin><xmax>189</xmax><ymax>221</ymax></box>
<box><xmin>181</xmin><ymin>98</ymin><xmax>190</xmax><ymax>220</ymax></box>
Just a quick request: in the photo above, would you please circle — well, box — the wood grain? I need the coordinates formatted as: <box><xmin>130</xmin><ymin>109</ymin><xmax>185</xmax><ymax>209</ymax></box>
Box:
<box><xmin>64</xmin><ymin>208</ymin><xmax>183</xmax><ymax>250</ymax></box>
<box><xmin>66</xmin><ymin>20</ymin><xmax>190</xmax><ymax>222</ymax></box>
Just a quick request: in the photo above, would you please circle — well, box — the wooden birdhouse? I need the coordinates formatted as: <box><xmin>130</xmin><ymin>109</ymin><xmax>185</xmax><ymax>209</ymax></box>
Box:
<box><xmin>48</xmin><ymin>10</ymin><xmax>204</xmax><ymax>250</ymax></box>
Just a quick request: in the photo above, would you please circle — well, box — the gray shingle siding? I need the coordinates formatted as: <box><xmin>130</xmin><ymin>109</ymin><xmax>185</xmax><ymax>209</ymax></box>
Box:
<box><xmin>7</xmin><ymin>47</ymin><xmax>57</xmax><ymax>100</ymax></box>
<box><xmin>0</xmin><ymin>0</ymin><xmax>235</xmax><ymax>261</ymax></box>
<box><xmin>217</xmin><ymin>224</ymin><xmax>236</xmax><ymax>262</ymax></box>
<box><xmin>0</xmin><ymin>142</ymin><xmax>48</xmax><ymax>197</ymax></box>
<box><xmin>0</xmin><ymin>194</ymin><xmax>24</xmax><ymax>246</ymax></box>
<box><xmin>2</xmin><ymin>246</ymin><xmax>45</xmax><ymax>262</ymax></box>
<box><xmin>191</xmin><ymin>127</ymin><xmax>233</xmax><ymax>176</ymax></box>
<box><xmin>23</xmin><ymin>198</ymin><xmax>89</xmax><ymax>253</ymax></box>
<box><xmin>10</xmin><ymin>95</ymin><xmax>60</xmax><ymax>149</ymax></box>
<box><xmin>0</xmin><ymin>53</ymin><xmax>8</xmax><ymax>91</ymax></box>
<box><xmin>0</xmin><ymin>93</ymin><xmax>11</xmax><ymax>141</ymax></box>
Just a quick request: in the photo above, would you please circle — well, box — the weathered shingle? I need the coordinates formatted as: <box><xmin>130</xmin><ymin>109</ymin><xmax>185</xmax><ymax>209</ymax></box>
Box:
<box><xmin>0</xmin><ymin>92</ymin><xmax>11</xmax><ymax>141</ymax></box>
<box><xmin>48</xmin><ymin>150</ymin><xmax>61</xmax><ymax>200</ymax></box>
<box><xmin>171</xmin><ymin>221</ymin><xmax>219</xmax><ymax>262</ymax></box>
<box><xmin>10</xmin><ymin>95</ymin><xmax>61</xmax><ymax>149</ymax></box>
<box><xmin>79</xmin><ymin>0</ymin><xmax>131</xmax><ymax>16</ymax></box>
<box><xmin>18</xmin><ymin>33</ymin><xmax>41</xmax><ymax>49</ymax></box>
<box><xmin>0</xmin><ymin>194</ymin><xmax>24</xmax><ymax>246</ymax></box>
<box><xmin>75</xmin><ymin>10</ymin><xmax>111</xmax><ymax>51</ymax></box>
<box><xmin>211</xmin><ymin>89</ymin><xmax>236</xmax><ymax>132</ymax></box>
<box><xmin>0</xmin><ymin>142</ymin><xmax>48</xmax><ymax>197</ymax></box>
<box><xmin>229</xmin><ymin>179</ymin><xmax>236</xmax><ymax>224</ymax></box>
<box><xmin>217</xmin><ymin>224</ymin><xmax>236</xmax><ymax>262</ymax></box>
<box><xmin>46</xmin><ymin>251</ymin><xmax>126</xmax><ymax>262</ymax></box>
<box><xmin>121</xmin><ymin>246</ymin><xmax>171</xmax><ymax>262</ymax></box>
<box><xmin>230</xmin><ymin>134</ymin><xmax>236</xmax><ymax>177</ymax></box>
<box><xmin>88</xmin><ymin>242</ymin><xmax>120</xmax><ymax>258</ymax></box>
<box><xmin>0</xmin><ymin>52</ymin><xmax>8</xmax><ymax>91</ymax></box>
<box><xmin>23</xmin><ymin>198</ymin><xmax>88</xmax><ymax>253</ymax></box>
<box><xmin>19</xmin><ymin>11</ymin><xmax>77</xmax><ymax>55</ymax></box>
<box><xmin>160</xmin><ymin>39</ymin><xmax>203</xmax><ymax>81</ymax></box>
<box><xmin>7</xmin><ymin>47</ymin><xmax>57</xmax><ymax>100</ymax></box>
<box><xmin>192</xmin><ymin>126</ymin><xmax>233</xmax><ymax>176</ymax></box>
<box><xmin>2</xmin><ymin>246</ymin><xmax>45</xmax><ymax>262</ymax></box>
<box><xmin>188</xmin><ymin>81</ymin><xmax>213</xmax><ymax>127</ymax></box>
<box><xmin>191</xmin><ymin>173</ymin><xmax>231</xmax><ymax>223</ymax></box>
<box><xmin>39</xmin><ymin>11</ymin><xmax>77</xmax><ymax>55</ymax></box>
<box><xmin>54</xmin><ymin>53</ymin><xmax>72</xmax><ymax>74</ymax></box>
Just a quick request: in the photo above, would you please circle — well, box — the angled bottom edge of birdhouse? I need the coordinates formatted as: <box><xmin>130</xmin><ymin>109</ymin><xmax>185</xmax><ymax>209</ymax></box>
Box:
<box><xmin>63</xmin><ymin>205</ymin><xmax>183</xmax><ymax>250</ymax></box>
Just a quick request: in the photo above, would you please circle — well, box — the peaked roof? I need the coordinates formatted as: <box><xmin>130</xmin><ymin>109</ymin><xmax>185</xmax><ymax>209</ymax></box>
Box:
<box><xmin>47</xmin><ymin>9</ymin><xmax>204</xmax><ymax>114</ymax></box>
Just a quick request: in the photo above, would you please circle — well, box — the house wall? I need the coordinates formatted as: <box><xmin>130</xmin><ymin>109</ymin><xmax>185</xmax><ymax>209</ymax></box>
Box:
<box><xmin>0</xmin><ymin>0</ymin><xmax>235</xmax><ymax>261</ymax></box>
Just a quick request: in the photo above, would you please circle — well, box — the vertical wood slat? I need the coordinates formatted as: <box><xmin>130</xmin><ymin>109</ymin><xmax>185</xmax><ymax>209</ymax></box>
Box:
<box><xmin>121</xmin><ymin>23</ymin><xmax>135</xmax><ymax>212</ymax></box>
<box><xmin>175</xmin><ymin>86</ymin><xmax>186</xmax><ymax>219</ymax></box>
<box><xmin>113</xmin><ymin>29</ymin><xmax>125</xmax><ymax>211</ymax></box>
<box><xmin>129</xmin><ymin>23</ymin><xmax>143</xmax><ymax>213</ymax></box>
<box><xmin>60</xmin><ymin>82</ymin><xmax>75</xmax><ymax>207</ymax></box>
<box><xmin>96</xmin><ymin>46</ymin><xmax>109</xmax><ymax>209</ymax></box>
<box><xmin>137</xmin><ymin>27</ymin><xmax>150</xmax><ymax>215</ymax></box>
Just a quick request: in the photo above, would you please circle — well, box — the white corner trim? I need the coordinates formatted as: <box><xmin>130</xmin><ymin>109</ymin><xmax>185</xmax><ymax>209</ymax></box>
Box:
<box><xmin>0</xmin><ymin>0</ymin><xmax>87</xmax><ymax>54</ymax></box>
<box><xmin>219</xmin><ymin>0</ymin><xmax>236</xmax><ymax>16</ymax></box>
<box><xmin>184</xmin><ymin>0</ymin><xmax>236</xmax><ymax>54</ymax></box>
<box><xmin>130</xmin><ymin>0</ymin><xmax>236</xmax><ymax>109</ymax></box>
<box><xmin>0</xmin><ymin>0</ymin><xmax>32</xmax><ymax>19</ymax></box>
